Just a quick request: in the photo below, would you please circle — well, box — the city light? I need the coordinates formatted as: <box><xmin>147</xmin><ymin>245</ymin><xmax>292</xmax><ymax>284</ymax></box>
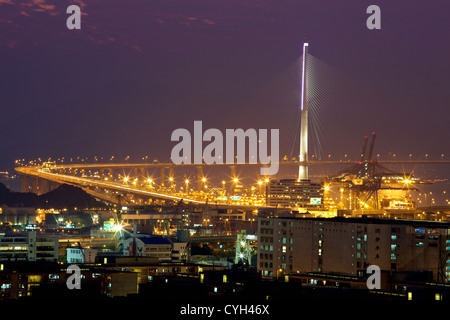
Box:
<box><xmin>3</xmin><ymin>2</ymin><xmax>449</xmax><ymax>306</ymax></box>
<box><xmin>112</xmin><ymin>224</ymin><xmax>123</xmax><ymax>232</ymax></box>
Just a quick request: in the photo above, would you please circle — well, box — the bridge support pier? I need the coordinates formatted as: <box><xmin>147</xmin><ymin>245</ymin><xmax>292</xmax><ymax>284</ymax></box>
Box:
<box><xmin>31</xmin><ymin>177</ymin><xmax>39</xmax><ymax>195</ymax></box>
<box><xmin>108</xmin><ymin>169</ymin><xmax>114</xmax><ymax>181</ymax></box>
<box><xmin>160</xmin><ymin>167</ymin><xmax>165</xmax><ymax>186</ymax></box>
<box><xmin>50</xmin><ymin>181</ymin><xmax>59</xmax><ymax>192</ymax></box>
<box><xmin>230</xmin><ymin>165</ymin><xmax>236</xmax><ymax>179</ymax></box>
<box><xmin>169</xmin><ymin>167</ymin><xmax>174</xmax><ymax>183</ymax></box>
<box><xmin>230</xmin><ymin>165</ymin><xmax>237</xmax><ymax>194</ymax></box>
<box><xmin>21</xmin><ymin>175</ymin><xmax>30</xmax><ymax>193</ymax></box>
<box><xmin>140</xmin><ymin>168</ymin><xmax>147</xmax><ymax>181</ymax></box>
<box><xmin>38</xmin><ymin>179</ymin><xmax>50</xmax><ymax>195</ymax></box>
<box><xmin>197</xmin><ymin>166</ymin><xmax>204</xmax><ymax>191</ymax></box>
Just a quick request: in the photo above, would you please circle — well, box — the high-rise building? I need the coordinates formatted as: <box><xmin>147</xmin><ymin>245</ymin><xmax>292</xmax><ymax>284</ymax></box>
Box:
<box><xmin>257</xmin><ymin>216</ymin><xmax>450</xmax><ymax>282</ymax></box>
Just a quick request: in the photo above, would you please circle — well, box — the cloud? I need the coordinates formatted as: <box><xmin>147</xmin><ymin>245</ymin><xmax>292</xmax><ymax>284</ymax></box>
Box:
<box><xmin>203</xmin><ymin>19</ymin><xmax>215</xmax><ymax>25</ymax></box>
<box><xmin>1</xmin><ymin>0</ymin><xmax>87</xmax><ymax>16</ymax></box>
<box><xmin>0</xmin><ymin>0</ymin><xmax>58</xmax><ymax>16</ymax></box>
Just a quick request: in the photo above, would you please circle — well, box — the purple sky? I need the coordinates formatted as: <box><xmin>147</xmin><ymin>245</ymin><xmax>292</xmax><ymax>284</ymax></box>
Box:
<box><xmin>0</xmin><ymin>0</ymin><xmax>449</xmax><ymax>173</ymax></box>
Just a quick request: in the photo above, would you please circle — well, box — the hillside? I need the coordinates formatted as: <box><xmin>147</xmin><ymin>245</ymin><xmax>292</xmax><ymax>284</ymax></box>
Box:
<box><xmin>0</xmin><ymin>182</ymin><xmax>108</xmax><ymax>209</ymax></box>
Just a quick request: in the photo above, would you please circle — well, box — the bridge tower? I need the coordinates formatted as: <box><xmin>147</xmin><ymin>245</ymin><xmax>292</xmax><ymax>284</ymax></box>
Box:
<box><xmin>298</xmin><ymin>42</ymin><xmax>309</xmax><ymax>181</ymax></box>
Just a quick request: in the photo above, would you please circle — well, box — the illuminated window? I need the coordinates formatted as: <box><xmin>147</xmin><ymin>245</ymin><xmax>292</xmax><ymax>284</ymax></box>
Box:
<box><xmin>0</xmin><ymin>284</ymin><xmax>11</xmax><ymax>290</ymax></box>
<box><xmin>49</xmin><ymin>274</ymin><xmax>59</xmax><ymax>280</ymax></box>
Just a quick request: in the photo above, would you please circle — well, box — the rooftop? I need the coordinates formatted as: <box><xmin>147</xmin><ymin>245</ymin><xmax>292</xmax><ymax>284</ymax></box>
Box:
<box><xmin>267</xmin><ymin>216</ymin><xmax>450</xmax><ymax>228</ymax></box>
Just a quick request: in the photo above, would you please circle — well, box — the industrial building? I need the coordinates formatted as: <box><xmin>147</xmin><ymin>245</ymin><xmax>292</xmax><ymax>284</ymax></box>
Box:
<box><xmin>257</xmin><ymin>216</ymin><xmax>450</xmax><ymax>282</ymax></box>
<box><xmin>266</xmin><ymin>179</ymin><xmax>324</xmax><ymax>209</ymax></box>
<box><xmin>120</xmin><ymin>234</ymin><xmax>190</xmax><ymax>262</ymax></box>
<box><xmin>0</xmin><ymin>231</ymin><xmax>58</xmax><ymax>262</ymax></box>
<box><xmin>0</xmin><ymin>207</ymin><xmax>36</xmax><ymax>226</ymax></box>
<box><xmin>0</xmin><ymin>262</ymin><xmax>138</xmax><ymax>300</ymax></box>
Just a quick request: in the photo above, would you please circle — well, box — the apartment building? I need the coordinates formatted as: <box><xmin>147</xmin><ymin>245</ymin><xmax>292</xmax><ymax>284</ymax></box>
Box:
<box><xmin>121</xmin><ymin>235</ymin><xmax>190</xmax><ymax>262</ymax></box>
<box><xmin>257</xmin><ymin>216</ymin><xmax>450</xmax><ymax>282</ymax></box>
<box><xmin>0</xmin><ymin>231</ymin><xmax>58</xmax><ymax>262</ymax></box>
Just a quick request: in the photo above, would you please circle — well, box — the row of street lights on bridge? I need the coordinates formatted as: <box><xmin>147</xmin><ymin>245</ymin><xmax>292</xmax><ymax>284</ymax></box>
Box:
<box><xmin>118</xmin><ymin>175</ymin><xmax>271</xmax><ymax>196</ymax></box>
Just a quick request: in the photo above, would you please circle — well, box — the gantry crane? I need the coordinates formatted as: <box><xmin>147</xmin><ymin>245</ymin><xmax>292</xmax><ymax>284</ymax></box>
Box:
<box><xmin>327</xmin><ymin>133</ymin><xmax>429</xmax><ymax>210</ymax></box>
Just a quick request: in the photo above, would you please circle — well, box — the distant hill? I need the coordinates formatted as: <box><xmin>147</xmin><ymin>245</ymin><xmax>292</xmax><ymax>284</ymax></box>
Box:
<box><xmin>0</xmin><ymin>182</ymin><xmax>109</xmax><ymax>209</ymax></box>
<box><xmin>0</xmin><ymin>182</ymin><xmax>10</xmax><ymax>194</ymax></box>
<box><xmin>0</xmin><ymin>183</ymin><xmax>39</xmax><ymax>208</ymax></box>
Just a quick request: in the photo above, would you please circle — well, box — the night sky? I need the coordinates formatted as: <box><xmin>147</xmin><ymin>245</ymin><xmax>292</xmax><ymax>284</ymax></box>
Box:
<box><xmin>1</xmin><ymin>1</ymin><xmax>449</xmax><ymax>186</ymax></box>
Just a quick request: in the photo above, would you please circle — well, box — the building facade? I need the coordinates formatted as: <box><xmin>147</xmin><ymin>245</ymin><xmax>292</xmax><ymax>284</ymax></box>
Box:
<box><xmin>0</xmin><ymin>263</ymin><xmax>138</xmax><ymax>300</ymax></box>
<box><xmin>66</xmin><ymin>248</ymin><xmax>84</xmax><ymax>264</ymax></box>
<box><xmin>257</xmin><ymin>217</ymin><xmax>450</xmax><ymax>282</ymax></box>
<box><xmin>121</xmin><ymin>235</ymin><xmax>190</xmax><ymax>262</ymax></box>
<box><xmin>0</xmin><ymin>207</ymin><xmax>36</xmax><ymax>225</ymax></box>
<box><xmin>0</xmin><ymin>231</ymin><xmax>58</xmax><ymax>262</ymax></box>
<box><xmin>266</xmin><ymin>179</ymin><xmax>323</xmax><ymax>209</ymax></box>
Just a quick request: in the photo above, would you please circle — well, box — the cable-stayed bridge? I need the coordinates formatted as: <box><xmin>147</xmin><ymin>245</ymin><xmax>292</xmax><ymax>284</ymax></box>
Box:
<box><xmin>13</xmin><ymin>43</ymin><xmax>449</xmax><ymax>210</ymax></box>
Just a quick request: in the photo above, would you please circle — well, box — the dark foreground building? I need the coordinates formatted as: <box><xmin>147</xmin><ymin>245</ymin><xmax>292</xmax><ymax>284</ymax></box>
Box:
<box><xmin>258</xmin><ymin>216</ymin><xmax>450</xmax><ymax>284</ymax></box>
